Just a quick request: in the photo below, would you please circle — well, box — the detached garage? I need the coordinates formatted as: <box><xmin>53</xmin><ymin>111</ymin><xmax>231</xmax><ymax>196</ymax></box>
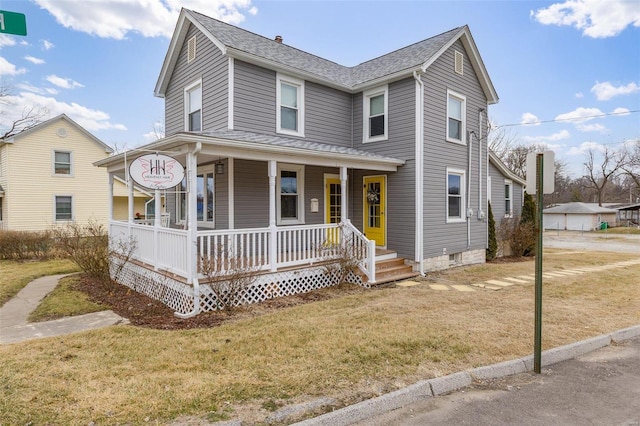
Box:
<box><xmin>543</xmin><ymin>202</ymin><xmax>617</xmax><ymax>231</ymax></box>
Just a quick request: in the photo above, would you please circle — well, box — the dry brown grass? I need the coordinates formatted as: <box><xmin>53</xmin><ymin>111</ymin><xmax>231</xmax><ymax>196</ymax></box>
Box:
<box><xmin>0</xmin><ymin>249</ymin><xmax>638</xmax><ymax>424</ymax></box>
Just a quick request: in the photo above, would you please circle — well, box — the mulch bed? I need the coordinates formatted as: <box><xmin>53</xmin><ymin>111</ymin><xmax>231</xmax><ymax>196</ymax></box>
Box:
<box><xmin>74</xmin><ymin>275</ymin><xmax>366</xmax><ymax>330</ymax></box>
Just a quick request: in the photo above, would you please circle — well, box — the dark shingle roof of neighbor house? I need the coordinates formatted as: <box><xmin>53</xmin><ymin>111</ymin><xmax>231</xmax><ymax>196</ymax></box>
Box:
<box><xmin>543</xmin><ymin>202</ymin><xmax>618</xmax><ymax>214</ymax></box>
<box><xmin>189</xmin><ymin>8</ymin><xmax>461</xmax><ymax>88</ymax></box>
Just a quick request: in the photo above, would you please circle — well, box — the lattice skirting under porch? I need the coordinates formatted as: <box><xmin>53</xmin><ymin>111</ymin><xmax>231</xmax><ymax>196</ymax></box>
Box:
<box><xmin>110</xmin><ymin>260</ymin><xmax>365</xmax><ymax>316</ymax></box>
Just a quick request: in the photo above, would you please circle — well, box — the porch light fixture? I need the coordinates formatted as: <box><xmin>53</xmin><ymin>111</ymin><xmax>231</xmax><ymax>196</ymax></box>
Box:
<box><xmin>215</xmin><ymin>160</ymin><xmax>224</xmax><ymax>174</ymax></box>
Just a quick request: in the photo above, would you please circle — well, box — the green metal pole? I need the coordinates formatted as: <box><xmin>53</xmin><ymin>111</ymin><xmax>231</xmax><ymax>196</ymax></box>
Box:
<box><xmin>534</xmin><ymin>153</ymin><xmax>544</xmax><ymax>374</ymax></box>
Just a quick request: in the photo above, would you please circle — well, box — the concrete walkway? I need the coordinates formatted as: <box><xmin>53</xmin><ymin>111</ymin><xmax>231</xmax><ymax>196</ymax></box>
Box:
<box><xmin>0</xmin><ymin>274</ymin><xmax>129</xmax><ymax>345</ymax></box>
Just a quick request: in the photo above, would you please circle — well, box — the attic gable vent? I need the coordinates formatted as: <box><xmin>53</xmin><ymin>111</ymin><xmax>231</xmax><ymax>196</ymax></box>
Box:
<box><xmin>187</xmin><ymin>36</ymin><xmax>196</xmax><ymax>63</ymax></box>
<box><xmin>454</xmin><ymin>50</ymin><xmax>463</xmax><ymax>75</ymax></box>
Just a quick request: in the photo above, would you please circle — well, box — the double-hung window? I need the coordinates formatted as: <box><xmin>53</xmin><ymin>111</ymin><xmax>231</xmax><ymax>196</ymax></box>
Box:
<box><xmin>185</xmin><ymin>80</ymin><xmax>202</xmax><ymax>132</ymax></box>
<box><xmin>276</xmin><ymin>74</ymin><xmax>304</xmax><ymax>137</ymax></box>
<box><xmin>277</xmin><ymin>164</ymin><xmax>305</xmax><ymax>225</ymax></box>
<box><xmin>446</xmin><ymin>90</ymin><xmax>466</xmax><ymax>144</ymax></box>
<box><xmin>54</xmin><ymin>151</ymin><xmax>72</xmax><ymax>175</ymax></box>
<box><xmin>504</xmin><ymin>180</ymin><xmax>513</xmax><ymax>218</ymax></box>
<box><xmin>363</xmin><ymin>86</ymin><xmax>388</xmax><ymax>143</ymax></box>
<box><xmin>446</xmin><ymin>168</ymin><xmax>466</xmax><ymax>222</ymax></box>
<box><xmin>55</xmin><ymin>195</ymin><xmax>73</xmax><ymax>221</ymax></box>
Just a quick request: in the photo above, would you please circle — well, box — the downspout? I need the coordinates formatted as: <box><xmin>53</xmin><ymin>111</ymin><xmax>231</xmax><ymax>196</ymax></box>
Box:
<box><xmin>467</xmin><ymin>131</ymin><xmax>473</xmax><ymax>249</ymax></box>
<box><xmin>175</xmin><ymin>141</ymin><xmax>202</xmax><ymax>319</ymax></box>
<box><xmin>478</xmin><ymin>108</ymin><xmax>485</xmax><ymax>222</ymax></box>
<box><xmin>413</xmin><ymin>71</ymin><xmax>424</xmax><ymax>276</ymax></box>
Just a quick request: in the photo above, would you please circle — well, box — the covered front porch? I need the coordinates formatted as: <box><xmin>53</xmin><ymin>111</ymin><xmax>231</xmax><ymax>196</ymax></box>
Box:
<box><xmin>98</xmin><ymin>130</ymin><xmax>410</xmax><ymax>316</ymax></box>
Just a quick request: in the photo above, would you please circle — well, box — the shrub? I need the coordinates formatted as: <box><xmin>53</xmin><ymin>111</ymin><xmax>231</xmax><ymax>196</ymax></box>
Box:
<box><xmin>0</xmin><ymin>230</ymin><xmax>55</xmax><ymax>260</ymax></box>
<box><xmin>319</xmin><ymin>225</ymin><xmax>366</xmax><ymax>285</ymax></box>
<box><xmin>498</xmin><ymin>217</ymin><xmax>536</xmax><ymax>258</ymax></box>
<box><xmin>486</xmin><ymin>202</ymin><xmax>498</xmax><ymax>261</ymax></box>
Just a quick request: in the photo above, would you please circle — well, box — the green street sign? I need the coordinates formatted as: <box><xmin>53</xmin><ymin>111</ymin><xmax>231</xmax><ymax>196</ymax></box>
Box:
<box><xmin>0</xmin><ymin>10</ymin><xmax>27</xmax><ymax>36</ymax></box>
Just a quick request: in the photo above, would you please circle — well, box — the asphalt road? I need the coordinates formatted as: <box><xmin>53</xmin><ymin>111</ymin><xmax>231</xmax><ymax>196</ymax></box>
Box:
<box><xmin>352</xmin><ymin>337</ymin><xmax>640</xmax><ymax>426</ymax></box>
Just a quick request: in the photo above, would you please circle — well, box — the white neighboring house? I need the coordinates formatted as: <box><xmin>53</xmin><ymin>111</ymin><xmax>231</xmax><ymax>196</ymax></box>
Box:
<box><xmin>543</xmin><ymin>202</ymin><xmax>617</xmax><ymax>231</ymax></box>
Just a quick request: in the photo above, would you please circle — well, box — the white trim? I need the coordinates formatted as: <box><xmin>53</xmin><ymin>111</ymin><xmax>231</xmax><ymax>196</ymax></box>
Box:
<box><xmin>52</xmin><ymin>149</ymin><xmax>73</xmax><ymax>177</ymax></box>
<box><xmin>228</xmin><ymin>158</ymin><xmax>234</xmax><ymax>229</ymax></box>
<box><xmin>54</xmin><ymin>194</ymin><xmax>74</xmax><ymax>222</ymax></box>
<box><xmin>277</xmin><ymin>163</ymin><xmax>305</xmax><ymax>225</ymax></box>
<box><xmin>487</xmin><ymin>175</ymin><xmax>492</xmax><ymax>204</ymax></box>
<box><xmin>276</xmin><ymin>74</ymin><xmax>305</xmax><ymax>137</ymax></box>
<box><xmin>184</xmin><ymin>79</ymin><xmax>203</xmax><ymax>132</ymax></box>
<box><xmin>446</xmin><ymin>89</ymin><xmax>466</xmax><ymax>145</ymax></box>
<box><xmin>446</xmin><ymin>167</ymin><xmax>466</xmax><ymax>223</ymax></box>
<box><xmin>363</xmin><ymin>85</ymin><xmax>389</xmax><ymax>143</ymax></box>
<box><xmin>504</xmin><ymin>179</ymin><xmax>513</xmax><ymax>218</ymax></box>
<box><xmin>323</xmin><ymin>173</ymin><xmax>340</xmax><ymax>224</ymax></box>
<box><xmin>227</xmin><ymin>58</ymin><xmax>234</xmax><ymax>130</ymax></box>
<box><xmin>413</xmin><ymin>72</ymin><xmax>424</xmax><ymax>270</ymax></box>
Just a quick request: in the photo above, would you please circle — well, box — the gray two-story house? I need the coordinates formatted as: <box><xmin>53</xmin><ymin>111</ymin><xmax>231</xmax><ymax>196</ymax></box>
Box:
<box><xmin>97</xmin><ymin>8</ymin><xmax>523</xmax><ymax>316</ymax></box>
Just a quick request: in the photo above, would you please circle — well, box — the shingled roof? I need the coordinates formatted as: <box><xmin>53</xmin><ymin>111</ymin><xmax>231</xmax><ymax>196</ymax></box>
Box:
<box><xmin>156</xmin><ymin>8</ymin><xmax>497</xmax><ymax>102</ymax></box>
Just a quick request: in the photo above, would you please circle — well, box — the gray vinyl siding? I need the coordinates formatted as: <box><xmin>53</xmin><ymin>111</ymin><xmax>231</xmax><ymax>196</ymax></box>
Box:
<box><xmin>488</xmin><ymin>161</ymin><xmax>524</xmax><ymax>222</ymax></box>
<box><xmin>164</xmin><ymin>24</ymin><xmax>228</xmax><ymax>136</ymax></box>
<box><xmin>422</xmin><ymin>40</ymin><xmax>488</xmax><ymax>258</ymax></box>
<box><xmin>215</xmin><ymin>159</ymin><xmax>229</xmax><ymax>229</ymax></box>
<box><xmin>233</xmin><ymin>61</ymin><xmax>353</xmax><ymax>147</ymax></box>
<box><xmin>351</xmin><ymin>77</ymin><xmax>416</xmax><ymax>259</ymax></box>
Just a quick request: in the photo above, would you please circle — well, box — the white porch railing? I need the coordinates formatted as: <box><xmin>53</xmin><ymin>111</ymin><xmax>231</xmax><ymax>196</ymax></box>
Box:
<box><xmin>110</xmin><ymin>220</ymin><xmax>376</xmax><ymax>283</ymax></box>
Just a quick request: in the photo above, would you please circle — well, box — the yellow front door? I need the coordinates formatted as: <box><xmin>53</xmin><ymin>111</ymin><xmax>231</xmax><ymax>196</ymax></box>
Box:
<box><xmin>325</xmin><ymin>177</ymin><xmax>341</xmax><ymax>244</ymax></box>
<box><xmin>363</xmin><ymin>175</ymin><xmax>386</xmax><ymax>247</ymax></box>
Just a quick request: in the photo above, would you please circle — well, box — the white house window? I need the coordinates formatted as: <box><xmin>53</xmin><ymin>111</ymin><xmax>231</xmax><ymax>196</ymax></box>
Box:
<box><xmin>446</xmin><ymin>90</ymin><xmax>466</xmax><ymax>144</ymax></box>
<box><xmin>55</xmin><ymin>195</ymin><xmax>73</xmax><ymax>221</ymax></box>
<box><xmin>276</xmin><ymin>74</ymin><xmax>304</xmax><ymax>137</ymax></box>
<box><xmin>446</xmin><ymin>168</ymin><xmax>466</xmax><ymax>222</ymax></box>
<box><xmin>505</xmin><ymin>179</ymin><xmax>513</xmax><ymax>218</ymax></box>
<box><xmin>54</xmin><ymin>151</ymin><xmax>72</xmax><ymax>175</ymax></box>
<box><xmin>185</xmin><ymin>80</ymin><xmax>202</xmax><ymax>132</ymax></box>
<box><xmin>363</xmin><ymin>85</ymin><xmax>388</xmax><ymax>143</ymax></box>
<box><xmin>277</xmin><ymin>164</ymin><xmax>305</xmax><ymax>225</ymax></box>
<box><xmin>177</xmin><ymin>167</ymin><xmax>215</xmax><ymax>226</ymax></box>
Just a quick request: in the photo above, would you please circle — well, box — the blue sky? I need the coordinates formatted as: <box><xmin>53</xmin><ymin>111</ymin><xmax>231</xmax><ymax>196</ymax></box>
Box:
<box><xmin>1</xmin><ymin>0</ymin><xmax>638</xmax><ymax>177</ymax></box>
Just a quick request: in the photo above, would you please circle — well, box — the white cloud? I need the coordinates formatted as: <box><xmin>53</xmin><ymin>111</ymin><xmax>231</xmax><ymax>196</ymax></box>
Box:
<box><xmin>576</xmin><ymin>123</ymin><xmax>608</xmax><ymax>133</ymax></box>
<box><xmin>575</xmin><ymin>92</ymin><xmax>584</xmax><ymax>99</ymax></box>
<box><xmin>591</xmin><ymin>81</ymin><xmax>640</xmax><ymax>100</ymax></box>
<box><xmin>33</xmin><ymin>0</ymin><xmax>258</xmax><ymax>40</ymax></box>
<box><xmin>567</xmin><ymin>141</ymin><xmax>606</xmax><ymax>156</ymax></box>
<box><xmin>24</xmin><ymin>55</ymin><xmax>45</xmax><ymax>65</ymax></box>
<box><xmin>555</xmin><ymin>107</ymin><xmax>604</xmax><ymax>123</ymax></box>
<box><xmin>532</xmin><ymin>0</ymin><xmax>640</xmax><ymax>38</ymax></box>
<box><xmin>0</xmin><ymin>34</ymin><xmax>17</xmax><ymax>48</ymax></box>
<box><xmin>520</xmin><ymin>112</ymin><xmax>540</xmax><ymax>126</ymax></box>
<box><xmin>0</xmin><ymin>92</ymin><xmax>126</xmax><ymax>132</ymax></box>
<box><xmin>522</xmin><ymin>130</ymin><xmax>571</xmax><ymax>143</ymax></box>
<box><xmin>0</xmin><ymin>57</ymin><xmax>26</xmax><ymax>76</ymax></box>
<box><xmin>612</xmin><ymin>107</ymin><xmax>630</xmax><ymax>116</ymax></box>
<box><xmin>46</xmin><ymin>75</ymin><xmax>84</xmax><ymax>89</ymax></box>
<box><xmin>41</xmin><ymin>40</ymin><xmax>55</xmax><ymax>50</ymax></box>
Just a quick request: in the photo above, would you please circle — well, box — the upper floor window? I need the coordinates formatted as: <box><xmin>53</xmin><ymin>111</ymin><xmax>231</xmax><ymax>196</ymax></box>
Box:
<box><xmin>447</xmin><ymin>90</ymin><xmax>466</xmax><ymax>144</ymax></box>
<box><xmin>277</xmin><ymin>164</ymin><xmax>305</xmax><ymax>225</ymax></box>
<box><xmin>55</xmin><ymin>195</ymin><xmax>73</xmax><ymax>221</ymax></box>
<box><xmin>184</xmin><ymin>80</ymin><xmax>202</xmax><ymax>132</ymax></box>
<box><xmin>54</xmin><ymin>151</ymin><xmax>72</xmax><ymax>175</ymax></box>
<box><xmin>504</xmin><ymin>180</ymin><xmax>513</xmax><ymax>218</ymax></box>
<box><xmin>363</xmin><ymin>85</ymin><xmax>388</xmax><ymax>143</ymax></box>
<box><xmin>276</xmin><ymin>74</ymin><xmax>304</xmax><ymax>137</ymax></box>
<box><xmin>446</xmin><ymin>168</ymin><xmax>466</xmax><ymax>223</ymax></box>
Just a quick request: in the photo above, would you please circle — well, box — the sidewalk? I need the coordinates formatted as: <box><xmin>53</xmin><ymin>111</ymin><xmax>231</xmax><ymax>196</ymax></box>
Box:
<box><xmin>0</xmin><ymin>274</ymin><xmax>129</xmax><ymax>345</ymax></box>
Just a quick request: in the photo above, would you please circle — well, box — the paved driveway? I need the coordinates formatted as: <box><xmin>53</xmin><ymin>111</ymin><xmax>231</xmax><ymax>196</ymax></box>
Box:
<box><xmin>544</xmin><ymin>230</ymin><xmax>640</xmax><ymax>254</ymax></box>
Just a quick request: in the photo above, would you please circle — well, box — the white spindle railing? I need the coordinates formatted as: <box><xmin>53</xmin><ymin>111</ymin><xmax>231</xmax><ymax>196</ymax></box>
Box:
<box><xmin>342</xmin><ymin>220</ymin><xmax>376</xmax><ymax>283</ymax></box>
<box><xmin>197</xmin><ymin>228</ymin><xmax>271</xmax><ymax>273</ymax></box>
<box><xmin>276</xmin><ymin>223</ymin><xmax>340</xmax><ymax>267</ymax></box>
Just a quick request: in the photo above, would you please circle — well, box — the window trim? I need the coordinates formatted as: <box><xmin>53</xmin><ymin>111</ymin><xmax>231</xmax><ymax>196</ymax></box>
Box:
<box><xmin>177</xmin><ymin>165</ymin><xmax>215</xmax><ymax>228</ymax></box>
<box><xmin>363</xmin><ymin>85</ymin><xmax>389</xmax><ymax>143</ymax></box>
<box><xmin>184</xmin><ymin>79</ymin><xmax>202</xmax><ymax>132</ymax></box>
<box><xmin>277</xmin><ymin>163</ymin><xmax>305</xmax><ymax>225</ymax></box>
<box><xmin>53</xmin><ymin>150</ymin><xmax>73</xmax><ymax>176</ymax></box>
<box><xmin>54</xmin><ymin>195</ymin><xmax>73</xmax><ymax>222</ymax></box>
<box><xmin>504</xmin><ymin>179</ymin><xmax>513</xmax><ymax>218</ymax></box>
<box><xmin>276</xmin><ymin>74</ymin><xmax>305</xmax><ymax>137</ymax></box>
<box><xmin>446</xmin><ymin>167</ymin><xmax>466</xmax><ymax>223</ymax></box>
<box><xmin>446</xmin><ymin>89</ymin><xmax>466</xmax><ymax>145</ymax></box>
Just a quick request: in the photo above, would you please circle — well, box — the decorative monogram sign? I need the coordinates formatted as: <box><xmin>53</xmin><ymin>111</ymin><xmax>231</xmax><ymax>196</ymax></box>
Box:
<box><xmin>128</xmin><ymin>154</ymin><xmax>184</xmax><ymax>190</ymax></box>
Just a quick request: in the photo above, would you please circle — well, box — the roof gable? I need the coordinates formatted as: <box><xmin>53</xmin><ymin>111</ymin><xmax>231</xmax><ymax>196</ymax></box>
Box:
<box><xmin>489</xmin><ymin>151</ymin><xmax>526</xmax><ymax>185</ymax></box>
<box><xmin>155</xmin><ymin>9</ymin><xmax>497</xmax><ymax>102</ymax></box>
<box><xmin>7</xmin><ymin>114</ymin><xmax>113</xmax><ymax>153</ymax></box>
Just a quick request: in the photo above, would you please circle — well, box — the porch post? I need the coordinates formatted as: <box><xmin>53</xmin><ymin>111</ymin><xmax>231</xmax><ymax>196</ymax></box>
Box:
<box><xmin>186</xmin><ymin>146</ymin><xmax>200</xmax><ymax>283</ymax></box>
<box><xmin>108</xmin><ymin>173</ymin><xmax>114</xmax><ymax>222</ymax></box>
<box><xmin>228</xmin><ymin>158</ymin><xmax>235</xmax><ymax>230</ymax></box>
<box><xmin>340</xmin><ymin>166</ymin><xmax>348</xmax><ymax>223</ymax></box>
<box><xmin>268</xmin><ymin>160</ymin><xmax>277</xmax><ymax>272</ymax></box>
<box><xmin>127</xmin><ymin>171</ymin><xmax>134</xmax><ymax>224</ymax></box>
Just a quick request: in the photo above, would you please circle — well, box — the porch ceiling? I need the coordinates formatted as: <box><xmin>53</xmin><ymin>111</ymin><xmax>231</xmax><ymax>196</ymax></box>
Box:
<box><xmin>95</xmin><ymin>130</ymin><xmax>405</xmax><ymax>173</ymax></box>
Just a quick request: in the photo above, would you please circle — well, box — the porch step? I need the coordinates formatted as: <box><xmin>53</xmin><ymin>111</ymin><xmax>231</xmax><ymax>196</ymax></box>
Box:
<box><xmin>364</xmin><ymin>256</ymin><xmax>420</xmax><ymax>285</ymax></box>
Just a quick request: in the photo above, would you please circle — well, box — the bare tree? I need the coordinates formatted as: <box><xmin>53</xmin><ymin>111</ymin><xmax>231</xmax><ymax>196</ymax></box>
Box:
<box><xmin>584</xmin><ymin>146</ymin><xmax>628</xmax><ymax>206</ymax></box>
<box><xmin>0</xmin><ymin>84</ymin><xmax>49</xmax><ymax>139</ymax></box>
<box><xmin>621</xmin><ymin>140</ymin><xmax>640</xmax><ymax>200</ymax></box>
